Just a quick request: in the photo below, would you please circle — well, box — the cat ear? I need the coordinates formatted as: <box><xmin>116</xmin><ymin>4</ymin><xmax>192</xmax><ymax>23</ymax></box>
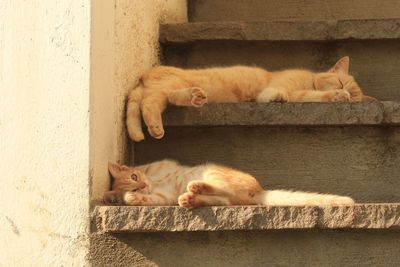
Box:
<box><xmin>108</xmin><ymin>162</ymin><xmax>129</xmax><ymax>177</ymax></box>
<box><xmin>103</xmin><ymin>191</ymin><xmax>120</xmax><ymax>205</ymax></box>
<box><xmin>329</xmin><ymin>56</ymin><xmax>350</xmax><ymax>74</ymax></box>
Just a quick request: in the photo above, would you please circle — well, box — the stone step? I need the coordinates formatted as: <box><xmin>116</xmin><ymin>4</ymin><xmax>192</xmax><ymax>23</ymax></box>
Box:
<box><xmin>132</xmin><ymin>103</ymin><xmax>400</xmax><ymax>203</ymax></box>
<box><xmin>161</xmin><ymin>102</ymin><xmax>400</xmax><ymax>126</ymax></box>
<box><xmin>93</xmin><ymin>204</ymin><xmax>400</xmax><ymax>233</ymax></box>
<box><xmin>90</xmin><ymin>226</ymin><xmax>400</xmax><ymax>267</ymax></box>
<box><xmin>90</xmin><ymin>203</ymin><xmax>400</xmax><ymax>267</ymax></box>
<box><xmin>188</xmin><ymin>0</ymin><xmax>400</xmax><ymax>22</ymax></box>
<box><xmin>90</xmin><ymin>205</ymin><xmax>400</xmax><ymax>266</ymax></box>
<box><xmin>161</xmin><ymin>20</ymin><xmax>400</xmax><ymax>101</ymax></box>
<box><xmin>160</xmin><ymin>20</ymin><xmax>400</xmax><ymax>43</ymax></box>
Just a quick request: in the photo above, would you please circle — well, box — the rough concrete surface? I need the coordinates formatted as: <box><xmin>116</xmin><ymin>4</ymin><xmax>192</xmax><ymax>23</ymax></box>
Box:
<box><xmin>93</xmin><ymin>204</ymin><xmax>400</xmax><ymax>233</ymax></box>
<box><xmin>160</xmin><ymin>20</ymin><xmax>400</xmax><ymax>43</ymax></box>
<box><xmin>188</xmin><ymin>0</ymin><xmax>400</xmax><ymax>22</ymax></box>
<box><xmin>162</xmin><ymin>102</ymin><xmax>398</xmax><ymax>126</ymax></box>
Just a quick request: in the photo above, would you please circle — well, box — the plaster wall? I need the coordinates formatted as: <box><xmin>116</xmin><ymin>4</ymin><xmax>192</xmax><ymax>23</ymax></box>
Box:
<box><xmin>90</xmin><ymin>0</ymin><xmax>187</xmax><ymax>202</ymax></box>
<box><xmin>0</xmin><ymin>0</ymin><xmax>91</xmax><ymax>265</ymax></box>
<box><xmin>0</xmin><ymin>0</ymin><xmax>187</xmax><ymax>264</ymax></box>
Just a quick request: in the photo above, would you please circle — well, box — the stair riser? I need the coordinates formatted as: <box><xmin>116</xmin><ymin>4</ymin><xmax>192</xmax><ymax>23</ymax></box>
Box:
<box><xmin>133</xmin><ymin>126</ymin><xmax>400</xmax><ymax>202</ymax></box>
<box><xmin>189</xmin><ymin>0</ymin><xmax>400</xmax><ymax>22</ymax></box>
<box><xmin>90</xmin><ymin>231</ymin><xmax>400</xmax><ymax>266</ymax></box>
<box><xmin>163</xmin><ymin>40</ymin><xmax>400</xmax><ymax>101</ymax></box>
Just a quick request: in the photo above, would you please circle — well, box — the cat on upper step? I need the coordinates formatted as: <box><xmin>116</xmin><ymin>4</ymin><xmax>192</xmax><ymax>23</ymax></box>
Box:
<box><xmin>103</xmin><ymin>160</ymin><xmax>355</xmax><ymax>209</ymax></box>
<box><xmin>127</xmin><ymin>56</ymin><xmax>376</xmax><ymax>142</ymax></box>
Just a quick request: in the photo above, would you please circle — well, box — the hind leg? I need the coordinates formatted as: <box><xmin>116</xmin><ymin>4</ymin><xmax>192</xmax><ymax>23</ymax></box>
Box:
<box><xmin>141</xmin><ymin>94</ymin><xmax>168</xmax><ymax>139</ymax></box>
<box><xmin>187</xmin><ymin>180</ymin><xmax>230</xmax><ymax>196</ymax></box>
<box><xmin>168</xmin><ymin>87</ymin><xmax>208</xmax><ymax>107</ymax></box>
<box><xmin>178</xmin><ymin>192</ymin><xmax>230</xmax><ymax>209</ymax></box>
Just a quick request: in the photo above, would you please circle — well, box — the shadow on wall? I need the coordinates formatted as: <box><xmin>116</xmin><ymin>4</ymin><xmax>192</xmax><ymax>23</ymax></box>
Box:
<box><xmin>91</xmin><ymin>230</ymin><xmax>400</xmax><ymax>266</ymax></box>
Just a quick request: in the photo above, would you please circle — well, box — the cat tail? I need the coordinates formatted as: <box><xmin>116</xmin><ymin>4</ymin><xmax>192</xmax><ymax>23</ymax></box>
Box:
<box><xmin>255</xmin><ymin>189</ymin><xmax>354</xmax><ymax>206</ymax></box>
<box><xmin>127</xmin><ymin>85</ymin><xmax>145</xmax><ymax>142</ymax></box>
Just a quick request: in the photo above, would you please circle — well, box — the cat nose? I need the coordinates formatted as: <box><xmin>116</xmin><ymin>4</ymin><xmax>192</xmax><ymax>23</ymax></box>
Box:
<box><xmin>138</xmin><ymin>181</ymin><xmax>147</xmax><ymax>189</ymax></box>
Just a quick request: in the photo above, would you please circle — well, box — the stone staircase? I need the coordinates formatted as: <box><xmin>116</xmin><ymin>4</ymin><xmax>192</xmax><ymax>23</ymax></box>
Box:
<box><xmin>91</xmin><ymin>1</ymin><xmax>400</xmax><ymax>265</ymax></box>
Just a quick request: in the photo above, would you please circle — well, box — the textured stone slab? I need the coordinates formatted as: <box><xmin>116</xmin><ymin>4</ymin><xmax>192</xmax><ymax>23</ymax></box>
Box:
<box><xmin>188</xmin><ymin>0</ymin><xmax>400</xmax><ymax>22</ymax></box>
<box><xmin>383</xmin><ymin>101</ymin><xmax>400</xmax><ymax>124</ymax></box>
<box><xmin>160</xmin><ymin>20</ymin><xmax>400</xmax><ymax>43</ymax></box>
<box><xmin>162</xmin><ymin>102</ymin><xmax>399</xmax><ymax>126</ymax></box>
<box><xmin>93</xmin><ymin>204</ymin><xmax>400</xmax><ymax>233</ymax></box>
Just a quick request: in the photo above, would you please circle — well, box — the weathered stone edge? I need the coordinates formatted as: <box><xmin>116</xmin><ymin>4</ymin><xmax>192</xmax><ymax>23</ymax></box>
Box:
<box><xmin>93</xmin><ymin>204</ymin><xmax>400</xmax><ymax>233</ymax></box>
<box><xmin>160</xmin><ymin>20</ymin><xmax>400</xmax><ymax>43</ymax></box>
<box><xmin>162</xmin><ymin>101</ymin><xmax>400</xmax><ymax>126</ymax></box>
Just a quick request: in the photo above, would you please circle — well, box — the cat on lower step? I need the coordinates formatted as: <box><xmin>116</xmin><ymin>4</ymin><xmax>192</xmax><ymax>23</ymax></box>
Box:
<box><xmin>127</xmin><ymin>56</ymin><xmax>376</xmax><ymax>142</ymax></box>
<box><xmin>103</xmin><ymin>160</ymin><xmax>354</xmax><ymax>209</ymax></box>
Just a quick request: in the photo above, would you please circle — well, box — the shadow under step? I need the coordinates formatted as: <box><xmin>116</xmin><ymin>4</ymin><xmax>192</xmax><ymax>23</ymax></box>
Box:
<box><xmin>188</xmin><ymin>0</ymin><xmax>400</xmax><ymax>22</ymax></box>
<box><xmin>160</xmin><ymin>20</ymin><xmax>400</xmax><ymax>43</ymax></box>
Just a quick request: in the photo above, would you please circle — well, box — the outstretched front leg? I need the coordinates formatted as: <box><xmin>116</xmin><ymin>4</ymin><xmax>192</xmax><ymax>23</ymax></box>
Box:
<box><xmin>141</xmin><ymin>93</ymin><xmax>168</xmax><ymax>139</ymax></box>
<box><xmin>168</xmin><ymin>87</ymin><xmax>208</xmax><ymax>107</ymax></box>
<box><xmin>289</xmin><ymin>89</ymin><xmax>351</xmax><ymax>102</ymax></box>
<box><xmin>124</xmin><ymin>192</ymin><xmax>175</xmax><ymax>206</ymax></box>
<box><xmin>126</xmin><ymin>86</ymin><xmax>145</xmax><ymax>142</ymax></box>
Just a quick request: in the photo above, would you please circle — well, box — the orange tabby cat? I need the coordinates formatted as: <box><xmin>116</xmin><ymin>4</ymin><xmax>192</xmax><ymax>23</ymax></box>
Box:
<box><xmin>103</xmin><ymin>160</ymin><xmax>354</xmax><ymax>208</ymax></box>
<box><xmin>127</xmin><ymin>56</ymin><xmax>375</xmax><ymax>142</ymax></box>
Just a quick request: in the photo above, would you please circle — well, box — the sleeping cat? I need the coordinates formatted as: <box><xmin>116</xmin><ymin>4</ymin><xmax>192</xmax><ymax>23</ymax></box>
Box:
<box><xmin>127</xmin><ymin>56</ymin><xmax>376</xmax><ymax>142</ymax></box>
<box><xmin>103</xmin><ymin>160</ymin><xmax>355</xmax><ymax>208</ymax></box>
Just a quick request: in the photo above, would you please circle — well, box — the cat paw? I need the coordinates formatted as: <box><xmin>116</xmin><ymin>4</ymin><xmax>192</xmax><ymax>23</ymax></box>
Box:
<box><xmin>325</xmin><ymin>90</ymin><xmax>351</xmax><ymax>102</ymax></box>
<box><xmin>274</xmin><ymin>91</ymin><xmax>289</xmax><ymax>102</ymax></box>
<box><xmin>129</xmin><ymin>130</ymin><xmax>145</xmax><ymax>142</ymax></box>
<box><xmin>189</xmin><ymin>87</ymin><xmax>208</xmax><ymax>107</ymax></box>
<box><xmin>147</xmin><ymin>124</ymin><xmax>165</xmax><ymax>139</ymax></box>
<box><xmin>187</xmin><ymin>181</ymin><xmax>212</xmax><ymax>195</ymax></box>
<box><xmin>123</xmin><ymin>193</ymin><xmax>148</xmax><ymax>206</ymax></box>
<box><xmin>178</xmin><ymin>192</ymin><xmax>196</xmax><ymax>209</ymax></box>
<box><xmin>257</xmin><ymin>88</ymin><xmax>289</xmax><ymax>102</ymax></box>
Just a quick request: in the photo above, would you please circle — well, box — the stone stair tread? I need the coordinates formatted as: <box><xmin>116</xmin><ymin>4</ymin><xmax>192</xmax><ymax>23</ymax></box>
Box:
<box><xmin>160</xmin><ymin>19</ymin><xmax>400</xmax><ymax>43</ymax></box>
<box><xmin>188</xmin><ymin>0</ymin><xmax>400</xmax><ymax>22</ymax></box>
<box><xmin>161</xmin><ymin>101</ymin><xmax>400</xmax><ymax>126</ymax></box>
<box><xmin>93</xmin><ymin>204</ymin><xmax>400</xmax><ymax>233</ymax></box>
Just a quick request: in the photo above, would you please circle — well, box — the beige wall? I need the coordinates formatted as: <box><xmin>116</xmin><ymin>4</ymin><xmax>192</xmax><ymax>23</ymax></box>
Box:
<box><xmin>0</xmin><ymin>0</ymin><xmax>187</xmax><ymax>264</ymax></box>
<box><xmin>90</xmin><ymin>0</ymin><xmax>187</xmax><ymax>202</ymax></box>
<box><xmin>0</xmin><ymin>0</ymin><xmax>91</xmax><ymax>266</ymax></box>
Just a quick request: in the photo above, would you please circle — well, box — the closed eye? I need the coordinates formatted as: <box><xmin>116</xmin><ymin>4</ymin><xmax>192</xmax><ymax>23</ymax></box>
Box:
<box><xmin>131</xmin><ymin>188</ymin><xmax>139</xmax><ymax>192</ymax></box>
<box><xmin>338</xmin><ymin>79</ymin><xmax>344</xmax><ymax>89</ymax></box>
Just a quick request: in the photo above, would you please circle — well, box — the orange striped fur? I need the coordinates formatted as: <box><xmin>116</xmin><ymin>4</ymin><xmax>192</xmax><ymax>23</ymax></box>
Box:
<box><xmin>127</xmin><ymin>56</ymin><xmax>376</xmax><ymax>142</ymax></box>
<box><xmin>103</xmin><ymin>160</ymin><xmax>355</xmax><ymax>209</ymax></box>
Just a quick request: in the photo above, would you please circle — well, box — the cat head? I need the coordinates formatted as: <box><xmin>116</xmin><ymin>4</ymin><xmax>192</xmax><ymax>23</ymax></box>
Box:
<box><xmin>313</xmin><ymin>56</ymin><xmax>376</xmax><ymax>102</ymax></box>
<box><xmin>103</xmin><ymin>162</ymin><xmax>152</xmax><ymax>205</ymax></box>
